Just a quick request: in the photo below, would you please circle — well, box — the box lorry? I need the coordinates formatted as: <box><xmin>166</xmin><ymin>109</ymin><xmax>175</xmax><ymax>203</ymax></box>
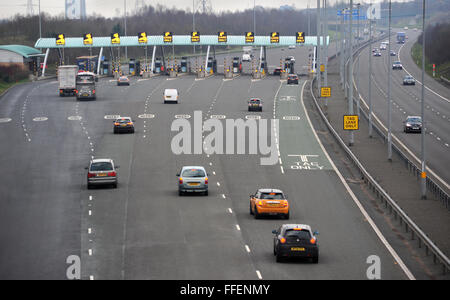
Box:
<box><xmin>58</xmin><ymin>65</ymin><xmax>78</xmax><ymax>97</ymax></box>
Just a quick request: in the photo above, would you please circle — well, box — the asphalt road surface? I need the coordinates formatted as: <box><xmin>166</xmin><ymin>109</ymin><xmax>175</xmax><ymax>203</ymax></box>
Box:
<box><xmin>0</xmin><ymin>45</ymin><xmax>418</xmax><ymax>280</ymax></box>
<box><xmin>354</xmin><ymin>29</ymin><xmax>450</xmax><ymax>188</ymax></box>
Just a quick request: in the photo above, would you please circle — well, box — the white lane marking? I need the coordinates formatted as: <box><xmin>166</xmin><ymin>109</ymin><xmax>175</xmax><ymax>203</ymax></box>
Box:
<box><xmin>104</xmin><ymin>115</ymin><xmax>120</xmax><ymax>120</ymax></box>
<box><xmin>88</xmin><ymin>228</ymin><xmax>92</xmax><ymax>234</ymax></box>
<box><xmin>236</xmin><ymin>225</ymin><xmax>241</xmax><ymax>231</ymax></box>
<box><xmin>256</xmin><ymin>270</ymin><xmax>263</xmax><ymax>280</ymax></box>
<box><xmin>282</xmin><ymin>115</ymin><xmax>301</xmax><ymax>120</ymax></box>
<box><xmin>88</xmin><ymin>210</ymin><xmax>92</xmax><ymax>216</ymax></box>
<box><xmin>32</xmin><ymin>117</ymin><xmax>48</xmax><ymax>122</ymax></box>
<box><xmin>280</xmin><ymin>165</ymin><xmax>285</xmax><ymax>174</ymax></box>
<box><xmin>174</xmin><ymin>114</ymin><xmax>191</xmax><ymax>119</ymax></box>
<box><xmin>0</xmin><ymin>118</ymin><xmax>12</xmax><ymax>123</ymax></box>
<box><xmin>138</xmin><ymin>114</ymin><xmax>155</xmax><ymax>119</ymax></box>
<box><xmin>210</xmin><ymin>114</ymin><xmax>226</xmax><ymax>119</ymax></box>
<box><xmin>221</xmin><ymin>194</ymin><xmax>226</xmax><ymax>199</ymax></box>
<box><xmin>89</xmin><ymin>275</ymin><xmax>94</xmax><ymax>280</ymax></box>
<box><xmin>89</xmin><ymin>195</ymin><xmax>93</xmax><ymax>201</ymax></box>
<box><xmin>217</xmin><ymin>182</ymin><xmax>221</xmax><ymax>187</ymax></box>
<box><xmin>245</xmin><ymin>245</ymin><xmax>251</xmax><ymax>253</ymax></box>
<box><xmin>68</xmin><ymin>116</ymin><xmax>82</xmax><ymax>121</ymax></box>
<box><xmin>245</xmin><ymin>115</ymin><xmax>261</xmax><ymax>120</ymax></box>
<box><xmin>88</xmin><ymin>249</ymin><xmax>93</xmax><ymax>256</ymax></box>
<box><xmin>304</xmin><ymin>80</ymin><xmax>415</xmax><ymax>280</ymax></box>
<box><xmin>228</xmin><ymin>208</ymin><xmax>233</xmax><ymax>214</ymax></box>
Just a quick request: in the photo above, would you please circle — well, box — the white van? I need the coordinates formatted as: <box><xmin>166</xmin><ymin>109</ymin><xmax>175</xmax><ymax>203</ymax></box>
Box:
<box><xmin>164</xmin><ymin>89</ymin><xmax>179</xmax><ymax>104</ymax></box>
<box><xmin>242</xmin><ymin>53</ymin><xmax>251</xmax><ymax>62</ymax></box>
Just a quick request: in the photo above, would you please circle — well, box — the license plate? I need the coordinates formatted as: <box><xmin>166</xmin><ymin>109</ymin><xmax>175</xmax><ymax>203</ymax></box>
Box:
<box><xmin>121</xmin><ymin>124</ymin><xmax>127</xmax><ymax>126</ymax></box>
<box><xmin>291</xmin><ymin>247</ymin><xmax>305</xmax><ymax>251</ymax></box>
<box><xmin>253</xmin><ymin>104</ymin><xmax>259</xmax><ymax>106</ymax></box>
<box><xmin>83</xmin><ymin>93</ymin><xmax>88</xmax><ymax>97</ymax></box>
<box><xmin>97</xmin><ymin>173</ymin><xmax>107</xmax><ymax>177</ymax></box>
<box><xmin>188</xmin><ymin>182</ymin><xmax>200</xmax><ymax>186</ymax></box>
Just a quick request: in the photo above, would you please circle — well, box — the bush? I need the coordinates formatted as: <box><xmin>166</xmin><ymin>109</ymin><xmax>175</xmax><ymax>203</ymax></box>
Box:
<box><xmin>0</xmin><ymin>64</ymin><xmax>29</xmax><ymax>83</ymax></box>
<box><xmin>418</xmin><ymin>22</ymin><xmax>450</xmax><ymax>66</ymax></box>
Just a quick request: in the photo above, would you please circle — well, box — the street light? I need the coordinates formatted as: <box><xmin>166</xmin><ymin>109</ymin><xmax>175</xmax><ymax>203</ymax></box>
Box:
<box><xmin>420</xmin><ymin>0</ymin><xmax>427</xmax><ymax>199</ymax></box>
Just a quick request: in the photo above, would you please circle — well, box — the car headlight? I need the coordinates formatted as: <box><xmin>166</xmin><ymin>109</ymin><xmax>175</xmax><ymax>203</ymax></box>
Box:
<box><xmin>406</xmin><ymin>123</ymin><xmax>412</xmax><ymax>127</ymax></box>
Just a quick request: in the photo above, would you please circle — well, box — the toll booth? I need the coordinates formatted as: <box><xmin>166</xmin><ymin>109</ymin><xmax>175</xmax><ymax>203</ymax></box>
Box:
<box><xmin>101</xmin><ymin>59</ymin><xmax>110</xmax><ymax>75</ymax></box>
<box><xmin>129</xmin><ymin>58</ymin><xmax>136</xmax><ymax>76</ymax></box>
<box><xmin>206</xmin><ymin>57</ymin><xmax>217</xmax><ymax>74</ymax></box>
<box><xmin>232</xmin><ymin>57</ymin><xmax>241</xmax><ymax>73</ymax></box>
<box><xmin>153</xmin><ymin>58</ymin><xmax>162</xmax><ymax>74</ymax></box>
<box><xmin>284</xmin><ymin>58</ymin><xmax>295</xmax><ymax>74</ymax></box>
<box><xmin>76</xmin><ymin>56</ymin><xmax>98</xmax><ymax>72</ymax></box>
<box><xmin>260</xmin><ymin>58</ymin><xmax>266</xmax><ymax>73</ymax></box>
<box><xmin>180</xmin><ymin>57</ymin><xmax>189</xmax><ymax>73</ymax></box>
<box><xmin>135</xmin><ymin>61</ymin><xmax>141</xmax><ymax>76</ymax></box>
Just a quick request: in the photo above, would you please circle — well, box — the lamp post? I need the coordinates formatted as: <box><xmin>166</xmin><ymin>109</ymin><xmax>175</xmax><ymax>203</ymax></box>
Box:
<box><xmin>420</xmin><ymin>0</ymin><xmax>426</xmax><ymax>199</ymax></box>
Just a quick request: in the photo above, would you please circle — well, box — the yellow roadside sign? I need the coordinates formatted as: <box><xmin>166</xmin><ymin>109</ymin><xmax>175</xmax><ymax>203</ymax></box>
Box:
<box><xmin>344</xmin><ymin>115</ymin><xmax>359</xmax><ymax>130</ymax></box>
<box><xmin>320</xmin><ymin>64</ymin><xmax>325</xmax><ymax>72</ymax></box>
<box><xmin>218</xmin><ymin>31</ymin><xmax>227</xmax><ymax>43</ymax></box>
<box><xmin>321</xmin><ymin>87</ymin><xmax>331</xmax><ymax>98</ymax></box>
<box><xmin>191</xmin><ymin>31</ymin><xmax>200</xmax><ymax>43</ymax></box>
<box><xmin>163</xmin><ymin>32</ymin><xmax>173</xmax><ymax>43</ymax></box>
<box><xmin>245</xmin><ymin>32</ymin><xmax>255</xmax><ymax>43</ymax></box>
<box><xmin>270</xmin><ymin>32</ymin><xmax>279</xmax><ymax>43</ymax></box>
<box><xmin>296</xmin><ymin>32</ymin><xmax>305</xmax><ymax>43</ymax></box>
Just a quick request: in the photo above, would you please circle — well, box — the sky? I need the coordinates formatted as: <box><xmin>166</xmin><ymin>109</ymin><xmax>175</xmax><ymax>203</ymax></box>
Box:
<box><xmin>0</xmin><ymin>0</ymin><xmax>412</xmax><ymax>20</ymax></box>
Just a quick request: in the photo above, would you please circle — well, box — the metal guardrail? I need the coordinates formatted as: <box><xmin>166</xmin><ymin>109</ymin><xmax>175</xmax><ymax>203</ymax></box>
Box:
<box><xmin>309</xmin><ymin>39</ymin><xmax>450</xmax><ymax>275</ymax></box>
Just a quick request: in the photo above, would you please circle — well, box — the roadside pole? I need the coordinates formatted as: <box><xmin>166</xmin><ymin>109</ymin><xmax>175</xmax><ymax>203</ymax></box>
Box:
<box><xmin>420</xmin><ymin>0</ymin><xmax>427</xmax><ymax>199</ymax></box>
<box><xmin>368</xmin><ymin>1</ymin><xmax>373</xmax><ymax>138</ymax></box>
<box><xmin>324</xmin><ymin>0</ymin><xmax>328</xmax><ymax>107</ymax></box>
<box><xmin>387</xmin><ymin>0</ymin><xmax>392</xmax><ymax>161</ymax></box>
<box><xmin>348</xmin><ymin>0</ymin><xmax>354</xmax><ymax>146</ymax></box>
<box><xmin>317</xmin><ymin>0</ymin><xmax>321</xmax><ymax>96</ymax></box>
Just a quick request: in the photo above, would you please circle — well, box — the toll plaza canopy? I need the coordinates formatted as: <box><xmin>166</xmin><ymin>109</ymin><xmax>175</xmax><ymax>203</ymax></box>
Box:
<box><xmin>34</xmin><ymin>35</ymin><xmax>329</xmax><ymax>48</ymax></box>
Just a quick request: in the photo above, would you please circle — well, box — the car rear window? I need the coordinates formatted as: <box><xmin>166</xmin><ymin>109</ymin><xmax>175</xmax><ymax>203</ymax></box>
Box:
<box><xmin>116</xmin><ymin>118</ymin><xmax>131</xmax><ymax>123</ymax></box>
<box><xmin>285</xmin><ymin>229</ymin><xmax>311</xmax><ymax>240</ymax></box>
<box><xmin>260</xmin><ymin>192</ymin><xmax>284</xmax><ymax>200</ymax></box>
<box><xmin>250</xmin><ymin>99</ymin><xmax>260</xmax><ymax>103</ymax></box>
<box><xmin>182</xmin><ymin>169</ymin><xmax>206</xmax><ymax>177</ymax></box>
<box><xmin>90</xmin><ymin>162</ymin><xmax>113</xmax><ymax>171</ymax></box>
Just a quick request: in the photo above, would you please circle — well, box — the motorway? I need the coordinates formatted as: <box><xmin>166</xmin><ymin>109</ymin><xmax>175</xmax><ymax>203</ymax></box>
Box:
<box><xmin>354</xmin><ymin>29</ymin><xmax>450</xmax><ymax>188</ymax></box>
<box><xmin>0</xmin><ymin>44</ymin><xmax>417</xmax><ymax>280</ymax></box>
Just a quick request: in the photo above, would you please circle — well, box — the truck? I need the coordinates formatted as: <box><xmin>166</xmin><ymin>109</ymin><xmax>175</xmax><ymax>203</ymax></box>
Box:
<box><xmin>75</xmin><ymin>72</ymin><xmax>96</xmax><ymax>100</ymax></box>
<box><xmin>397</xmin><ymin>32</ymin><xmax>406</xmax><ymax>44</ymax></box>
<box><xmin>58</xmin><ymin>65</ymin><xmax>78</xmax><ymax>97</ymax></box>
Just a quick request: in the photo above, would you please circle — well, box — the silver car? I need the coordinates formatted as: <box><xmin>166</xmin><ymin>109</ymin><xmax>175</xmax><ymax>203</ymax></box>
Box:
<box><xmin>86</xmin><ymin>158</ymin><xmax>119</xmax><ymax>189</ymax></box>
<box><xmin>177</xmin><ymin>166</ymin><xmax>208</xmax><ymax>196</ymax></box>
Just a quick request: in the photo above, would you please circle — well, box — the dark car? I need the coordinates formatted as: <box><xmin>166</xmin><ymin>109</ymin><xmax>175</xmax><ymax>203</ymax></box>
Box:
<box><xmin>373</xmin><ymin>51</ymin><xmax>381</xmax><ymax>57</ymax></box>
<box><xmin>113</xmin><ymin>117</ymin><xmax>135</xmax><ymax>134</ymax></box>
<box><xmin>273</xmin><ymin>224</ymin><xmax>319</xmax><ymax>263</ymax></box>
<box><xmin>403</xmin><ymin>75</ymin><xmax>416</xmax><ymax>85</ymax></box>
<box><xmin>248</xmin><ymin>98</ymin><xmax>263</xmax><ymax>112</ymax></box>
<box><xmin>273</xmin><ymin>67</ymin><xmax>283</xmax><ymax>76</ymax></box>
<box><xmin>404</xmin><ymin>116</ymin><xmax>422</xmax><ymax>133</ymax></box>
<box><xmin>392</xmin><ymin>61</ymin><xmax>403</xmax><ymax>70</ymax></box>
<box><xmin>287</xmin><ymin>74</ymin><xmax>299</xmax><ymax>85</ymax></box>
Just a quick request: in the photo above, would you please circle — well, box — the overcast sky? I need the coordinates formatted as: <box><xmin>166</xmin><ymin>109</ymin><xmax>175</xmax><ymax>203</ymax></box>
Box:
<box><xmin>0</xmin><ymin>0</ymin><xmax>412</xmax><ymax>19</ymax></box>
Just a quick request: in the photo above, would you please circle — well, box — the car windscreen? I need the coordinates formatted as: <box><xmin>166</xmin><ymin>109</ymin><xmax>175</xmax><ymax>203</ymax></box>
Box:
<box><xmin>260</xmin><ymin>192</ymin><xmax>284</xmax><ymax>200</ymax></box>
<box><xmin>407</xmin><ymin>117</ymin><xmax>421</xmax><ymax>123</ymax></box>
<box><xmin>90</xmin><ymin>162</ymin><xmax>113</xmax><ymax>171</ymax></box>
<box><xmin>182</xmin><ymin>169</ymin><xmax>206</xmax><ymax>177</ymax></box>
<box><xmin>76</xmin><ymin>75</ymin><xmax>95</xmax><ymax>83</ymax></box>
<box><xmin>116</xmin><ymin>119</ymin><xmax>131</xmax><ymax>123</ymax></box>
<box><xmin>250</xmin><ymin>99</ymin><xmax>260</xmax><ymax>103</ymax></box>
<box><xmin>284</xmin><ymin>229</ymin><xmax>311</xmax><ymax>240</ymax></box>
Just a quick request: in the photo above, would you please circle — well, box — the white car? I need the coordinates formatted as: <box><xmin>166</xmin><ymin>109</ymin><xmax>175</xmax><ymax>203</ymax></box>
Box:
<box><xmin>164</xmin><ymin>89</ymin><xmax>179</xmax><ymax>104</ymax></box>
<box><xmin>242</xmin><ymin>53</ymin><xmax>252</xmax><ymax>62</ymax></box>
<box><xmin>288</xmin><ymin>45</ymin><xmax>296</xmax><ymax>49</ymax></box>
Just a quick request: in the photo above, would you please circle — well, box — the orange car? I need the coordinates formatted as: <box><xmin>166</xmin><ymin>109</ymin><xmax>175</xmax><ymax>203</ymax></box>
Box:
<box><xmin>249</xmin><ymin>188</ymin><xmax>289</xmax><ymax>219</ymax></box>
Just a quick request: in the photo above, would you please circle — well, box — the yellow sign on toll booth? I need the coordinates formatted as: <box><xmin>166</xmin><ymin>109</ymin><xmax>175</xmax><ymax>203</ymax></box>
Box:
<box><xmin>344</xmin><ymin>115</ymin><xmax>359</xmax><ymax>130</ymax></box>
